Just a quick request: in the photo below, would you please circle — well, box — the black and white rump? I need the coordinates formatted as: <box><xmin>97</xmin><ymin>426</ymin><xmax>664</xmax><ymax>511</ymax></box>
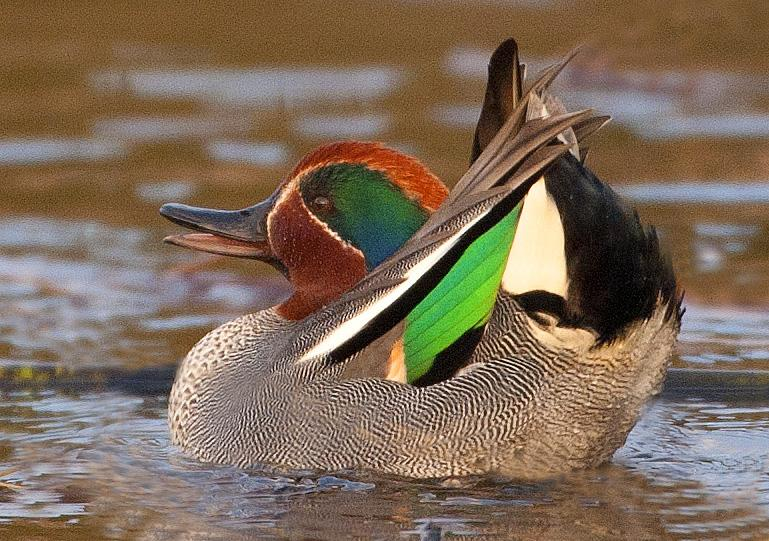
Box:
<box><xmin>472</xmin><ymin>38</ymin><xmax>683</xmax><ymax>346</ymax></box>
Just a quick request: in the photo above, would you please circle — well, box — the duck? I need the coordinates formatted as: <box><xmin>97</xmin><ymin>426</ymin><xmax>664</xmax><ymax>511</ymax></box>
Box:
<box><xmin>159</xmin><ymin>39</ymin><xmax>682</xmax><ymax>479</ymax></box>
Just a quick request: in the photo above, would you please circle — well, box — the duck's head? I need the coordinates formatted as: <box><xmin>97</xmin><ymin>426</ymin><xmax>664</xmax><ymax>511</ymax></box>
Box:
<box><xmin>161</xmin><ymin>141</ymin><xmax>448</xmax><ymax>320</ymax></box>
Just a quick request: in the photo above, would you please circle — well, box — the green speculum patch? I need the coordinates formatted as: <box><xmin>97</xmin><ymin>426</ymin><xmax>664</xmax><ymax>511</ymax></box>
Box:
<box><xmin>402</xmin><ymin>203</ymin><xmax>521</xmax><ymax>383</ymax></box>
<box><xmin>301</xmin><ymin>163</ymin><xmax>429</xmax><ymax>269</ymax></box>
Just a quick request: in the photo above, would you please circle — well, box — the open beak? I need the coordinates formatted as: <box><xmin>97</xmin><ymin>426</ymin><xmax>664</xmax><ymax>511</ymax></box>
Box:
<box><xmin>159</xmin><ymin>192</ymin><xmax>279</xmax><ymax>262</ymax></box>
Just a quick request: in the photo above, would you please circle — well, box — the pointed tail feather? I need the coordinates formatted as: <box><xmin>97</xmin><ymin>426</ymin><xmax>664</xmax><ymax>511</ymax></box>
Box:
<box><xmin>445</xmin><ymin>109</ymin><xmax>592</xmax><ymax>214</ymax></box>
<box><xmin>471</xmin><ymin>38</ymin><xmax>608</xmax><ymax>164</ymax></box>
<box><xmin>471</xmin><ymin>38</ymin><xmax>524</xmax><ymax>163</ymax></box>
<box><xmin>572</xmin><ymin>115</ymin><xmax>611</xmax><ymax>143</ymax></box>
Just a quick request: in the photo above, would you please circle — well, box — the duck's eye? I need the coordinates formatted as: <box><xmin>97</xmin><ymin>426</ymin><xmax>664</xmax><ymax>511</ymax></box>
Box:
<box><xmin>311</xmin><ymin>196</ymin><xmax>333</xmax><ymax>212</ymax></box>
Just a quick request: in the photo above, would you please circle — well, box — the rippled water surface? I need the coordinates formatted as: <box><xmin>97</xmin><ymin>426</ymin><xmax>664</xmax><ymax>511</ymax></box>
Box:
<box><xmin>1</xmin><ymin>1</ymin><xmax>769</xmax><ymax>539</ymax></box>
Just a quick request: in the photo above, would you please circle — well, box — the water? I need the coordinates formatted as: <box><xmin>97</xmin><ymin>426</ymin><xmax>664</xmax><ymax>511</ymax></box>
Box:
<box><xmin>1</xmin><ymin>1</ymin><xmax>769</xmax><ymax>539</ymax></box>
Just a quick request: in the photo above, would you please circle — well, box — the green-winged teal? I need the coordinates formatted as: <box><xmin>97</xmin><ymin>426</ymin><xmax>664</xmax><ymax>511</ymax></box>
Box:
<box><xmin>160</xmin><ymin>39</ymin><xmax>682</xmax><ymax>478</ymax></box>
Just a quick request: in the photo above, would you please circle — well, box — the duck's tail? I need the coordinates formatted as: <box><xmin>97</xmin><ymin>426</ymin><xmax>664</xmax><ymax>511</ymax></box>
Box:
<box><xmin>472</xmin><ymin>38</ymin><xmax>683</xmax><ymax>343</ymax></box>
<box><xmin>471</xmin><ymin>38</ymin><xmax>609</xmax><ymax>167</ymax></box>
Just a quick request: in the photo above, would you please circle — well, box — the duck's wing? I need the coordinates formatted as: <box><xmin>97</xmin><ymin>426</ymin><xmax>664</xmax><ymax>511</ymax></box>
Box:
<box><xmin>282</xmin><ymin>78</ymin><xmax>594</xmax><ymax>383</ymax></box>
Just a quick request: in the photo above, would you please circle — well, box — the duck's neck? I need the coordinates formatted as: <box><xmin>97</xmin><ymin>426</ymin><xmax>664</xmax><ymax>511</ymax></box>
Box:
<box><xmin>273</xmin><ymin>233</ymin><xmax>368</xmax><ymax>321</ymax></box>
<box><xmin>276</xmin><ymin>270</ymin><xmax>364</xmax><ymax>320</ymax></box>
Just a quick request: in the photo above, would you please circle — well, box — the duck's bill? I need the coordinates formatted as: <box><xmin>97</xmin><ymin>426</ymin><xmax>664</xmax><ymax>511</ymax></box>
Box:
<box><xmin>159</xmin><ymin>198</ymin><xmax>275</xmax><ymax>260</ymax></box>
<box><xmin>163</xmin><ymin>232</ymin><xmax>272</xmax><ymax>259</ymax></box>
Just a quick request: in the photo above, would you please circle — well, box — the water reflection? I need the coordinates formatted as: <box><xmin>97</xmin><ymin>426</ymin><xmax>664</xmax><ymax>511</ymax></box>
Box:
<box><xmin>443</xmin><ymin>45</ymin><xmax>769</xmax><ymax>139</ymax></box>
<box><xmin>92</xmin><ymin>115</ymin><xmax>254</xmax><ymax>142</ymax></box>
<box><xmin>292</xmin><ymin>113</ymin><xmax>390</xmax><ymax>138</ymax></box>
<box><xmin>2</xmin><ymin>387</ymin><xmax>767</xmax><ymax>539</ymax></box>
<box><xmin>206</xmin><ymin>141</ymin><xmax>288</xmax><ymax>167</ymax></box>
<box><xmin>618</xmin><ymin>181</ymin><xmax>769</xmax><ymax>204</ymax></box>
<box><xmin>619</xmin><ymin>398</ymin><xmax>769</xmax><ymax>537</ymax></box>
<box><xmin>135</xmin><ymin>180</ymin><xmax>198</xmax><ymax>203</ymax></box>
<box><xmin>90</xmin><ymin>67</ymin><xmax>404</xmax><ymax>106</ymax></box>
<box><xmin>679</xmin><ymin>305</ymin><xmax>769</xmax><ymax>368</ymax></box>
<box><xmin>0</xmin><ymin>217</ymin><xmax>287</xmax><ymax>368</ymax></box>
<box><xmin>0</xmin><ymin>139</ymin><xmax>127</xmax><ymax>165</ymax></box>
<box><xmin>637</xmin><ymin>113</ymin><xmax>769</xmax><ymax>139</ymax></box>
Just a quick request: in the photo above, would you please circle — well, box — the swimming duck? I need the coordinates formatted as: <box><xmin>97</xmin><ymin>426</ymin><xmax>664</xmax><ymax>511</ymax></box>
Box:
<box><xmin>160</xmin><ymin>40</ymin><xmax>682</xmax><ymax>478</ymax></box>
